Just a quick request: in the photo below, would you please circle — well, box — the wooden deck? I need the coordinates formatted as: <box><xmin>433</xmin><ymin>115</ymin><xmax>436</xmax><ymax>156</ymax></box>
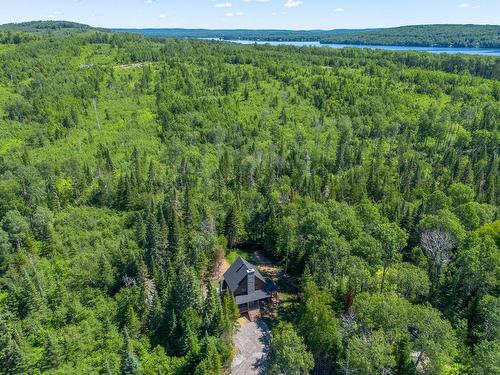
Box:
<box><xmin>248</xmin><ymin>308</ymin><xmax>261</xmax><ymax>322</ymax></box>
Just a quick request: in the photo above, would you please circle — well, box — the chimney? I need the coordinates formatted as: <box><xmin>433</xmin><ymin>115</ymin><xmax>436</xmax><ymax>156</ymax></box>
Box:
<box><xmin>247</xmin><ymin>268</ymin><xmax>255</xmax><ymax>294</ymax></box>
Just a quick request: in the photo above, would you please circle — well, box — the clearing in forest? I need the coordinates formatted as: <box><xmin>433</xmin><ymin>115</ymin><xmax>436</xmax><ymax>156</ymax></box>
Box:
<box><xmin>231</xmin><ymin>317</ymin><xmax>271</xmax><ymax>375</ymax></box>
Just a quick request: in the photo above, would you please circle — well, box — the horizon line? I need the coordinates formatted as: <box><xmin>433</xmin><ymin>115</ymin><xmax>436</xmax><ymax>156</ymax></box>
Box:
<box><xmin>2</xmin><ymin>20</ymin><xmax>500</xmax><ymax>32</ymax></box>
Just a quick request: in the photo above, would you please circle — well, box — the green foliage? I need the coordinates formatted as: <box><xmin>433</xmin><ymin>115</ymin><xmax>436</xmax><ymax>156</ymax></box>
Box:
<box><xmin>120</xmin><ymin>329</ymin><xmax>140</xmax><ymax>375</ymax></box>
<box><xmin>267</xmin><ymin>322</ymin><xmax>314</xmax><ymax>375</ymax></box>
<box><xmin>321</xmin><ymin>24</ymin><xmax>500</xmax><ymax>48</ymax></box>
<box><xmin>40</xmin><ymin>332</ymin><xmax>62</xmax><ymax>371</ymax></box>
<box><xmin>1</xmin><ymin>210</ymin><xmax>29</xmax><ymax>249</ymax></box>
<box><xmin>0</xmin><ymin>25</ymin><xmax>497</xmax><ymax>374</ymax></box>
<box><xmin>351</xmin><ymin>293</ymin><xmax>457</xmax><ymax>374</ymax></box>
<box><xmin>473</xmin><ymin>339</ymin><xmax>500</xmax><ymax>375</ymax></box>
<box><xmin>344</xmin><ymin>330</ymin><xmax>395</xmax><ymax>375</ymax></box>
<box><xmin>119</xmin><ymin>24</ymin><xmax>500</xmax><ymax>48</ymax></box>
<box><xmin>297</xmin><ymin>280</ymin><xmax>341</xmax><ymax>372</ymax></box>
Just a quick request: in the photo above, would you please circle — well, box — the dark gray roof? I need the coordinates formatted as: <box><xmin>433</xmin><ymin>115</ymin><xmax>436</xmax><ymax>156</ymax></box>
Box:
<box><xmin>235</xmin><ymin>289</ymin><xmax>272</xmax><ymax>305</ymax></box>
<box><xmin>223</xmin><ymin>256</ymin><xmax>267</xmax><ymax>292</ymax></box>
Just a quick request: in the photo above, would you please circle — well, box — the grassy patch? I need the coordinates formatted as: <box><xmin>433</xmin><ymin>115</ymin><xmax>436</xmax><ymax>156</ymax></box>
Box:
<box><xmin>225</xmin><ymin>248</ymin><xmax>252</xmax><ymax>264</ymax></box>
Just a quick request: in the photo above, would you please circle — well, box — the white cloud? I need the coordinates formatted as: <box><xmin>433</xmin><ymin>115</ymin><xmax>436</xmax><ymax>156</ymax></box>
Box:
<box><xmin>285</xmin><ymin>0</ymin><xmax>302</xmax><ymax>8</ymax></box>
<box><xmin>458</xmin><ymin>3</ymin><xmax>480</xmax><ymax>8</ymax></box>
<box><xmin>216</xmin><ymin>2</ymin><xmax>232</xmax><ymax>7</ymax></box>
<box><xmin>334</xmin><ymin>7</ymin><xmax>344</xmax><ymax>12</ymax></box>
<box><xmin>226</xmin><ymin>11</ymin><xmax>244</xmax><ymax>16</ymax></box>
<box><xmin>159</xmin><ymin>14</ymin><xmax>167</xmax><ymax>18</ymax></box>
<box><xmin>144</xmin><ymin>0</ymin><xmax>153</xmax><ymax>3</ymax></box>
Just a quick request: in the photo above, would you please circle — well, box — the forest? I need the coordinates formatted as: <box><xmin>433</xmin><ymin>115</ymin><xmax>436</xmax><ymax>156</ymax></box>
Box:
<box><xmin>116</xmin><ymin>24</ymin><xmax>500</xmax><ymax>49</ymax></box>
<box><xmin>0</xmin><ymin>24</ymin><xmax>498</xmax><ymax>375</ymax></box>
<box><xmin>112</xmin><ymin>28</ymin><xmax>370</xmax><ymax>42</ymax></box>
<box><xmin>319</xmin><ymin>25</ymin><xmax>500</xmax><ymax>48</ymax></box>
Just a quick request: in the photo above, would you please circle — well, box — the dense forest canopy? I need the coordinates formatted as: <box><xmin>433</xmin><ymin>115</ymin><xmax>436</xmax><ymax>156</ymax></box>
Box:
<box><xmin>0</xmin><ymin>24</ymin><xmax>498</xmax><ymax>374</ymax></box>
<box><xmin>115</xmin><ymin>24</ymin><xmax>500</xmax><ymax>49</ymax></box>
<box><xmin>0</xmin><ymin>20</ymin><xmax>106</xmax><ymax>33</ymax></box>
<box><xmin>112</xmin><ymin>27</ymin><xmax>373</xmax><ymax>41</ymax></box>
<box><xmin>320</xmin><ymin>24</ymin><xmax>500</xmax><ymax>48</ymax></box>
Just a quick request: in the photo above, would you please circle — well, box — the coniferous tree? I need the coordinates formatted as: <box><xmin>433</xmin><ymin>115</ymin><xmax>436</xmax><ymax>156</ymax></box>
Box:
<box><xmin>144</xmin><ymin>204</ymin><xmax>159</xmax><ymax>272</ymax></box>
<box><xmin>40</xmin><ymin>333</ymin><xmax>61</xmax><ymax>371</ymax></box>
<box><xmin>147</xmin><ymin>160</ymin><xmax>155</xmax><ymax>193</ymax></box>
<box><xmin>193</xmin><ymin>336</ymin><xmax>222</xmax><ymax>375</ymax></box>
<box><xmin>120</xmin><ymin>329</ymin><xmax>139</xmax><ymax>375</ymax></box>
<box><xmin>97</xmin><ymin>252</ymin><xmax>114</xmax><ymax>292</ymax></box>
<box><xmin>225</xmin><ymin>200</ymin><xmax>246</xmax><ymax>248</ymax></box>
<box><xmin>221</xmin><ymin>293</ymin><xmax>239</xmax><ymax>335</ymax></box>
<box><xmin>173</xmin><ymin>265</ymin><xmax>202</xmax><ymax>314</ymax></box>
<box><xmin>157</xmin><ymin>208</ymin><xmax>169</xmax><ymax>267</ymax></box>
<box><xmin>0</xmin><ymin>322</ymin><xmax>25</xmax><ymax>374</ymax></box>
<box><xmin>202</xmin><ymin>283</ymin><xmax>223</xmax><ymax>335</ymax></box>
<box><xmin>167</xmin><ymin>202</ymin><xmax>185</xmax><ymax>260</ymax></box>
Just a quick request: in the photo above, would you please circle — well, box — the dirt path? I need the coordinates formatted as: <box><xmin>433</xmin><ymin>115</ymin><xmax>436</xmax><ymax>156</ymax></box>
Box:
<box><xmin>231</xmin><ymin>318</ymin><xmax>271</xmax><ymax>375</ymax></box>
<box><xmin>212</xmin><ymin>258</ymin><xmax>230</xmax><ymax>282</ymax></box>
<box><xmin>115</xmin><ymin>62</ymin><xmax>148</xmax><ymax>69</ymax></box>
<box><xmin>252</xmin><ymin>251</ymin><xmax>300</xmax><ymax>293</ymax></box>
<box><xmin>251</xmin><ymin>251</ymin><xmax>281</xmax><ymax>279</ymax></box>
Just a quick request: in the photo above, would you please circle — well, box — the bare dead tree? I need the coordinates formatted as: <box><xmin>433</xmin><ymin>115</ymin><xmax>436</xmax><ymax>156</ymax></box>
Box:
<box><xmin>122</xmin><ymin>274</ymin><xmax>135</xmax><ymax>287</ymax></box>
<box><xmin>92</xmin><ymin>98</ymin><xmax>101</xmax><ymax>129</ymax></box>
<box><xmin>341</xmin><ymin>307</ymin><xmax>357</xmax><ymax>339</ymax></box>
<box><xmin>143</xmin><ymin>278</ymin><xmax>157</xmax><ymax>309</ymax></box>
<box><xmin>420</xmin><ymin>229</ymin><xmax>456</xmax><ymax>280</ymax></box>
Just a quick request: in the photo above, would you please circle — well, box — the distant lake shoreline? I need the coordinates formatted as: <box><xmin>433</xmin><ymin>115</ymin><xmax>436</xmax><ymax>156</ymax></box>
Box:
<box><xmin>203</xmin><ymin>38</ymin><xmax>500</xmax><ymax>56</ymax></box>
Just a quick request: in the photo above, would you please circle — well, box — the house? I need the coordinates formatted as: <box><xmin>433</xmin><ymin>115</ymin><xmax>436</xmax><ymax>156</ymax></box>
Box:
<box><xmin>221</xmin><ymin>256</ymin><xmax>276</xmax><ymax>319</ymax></box>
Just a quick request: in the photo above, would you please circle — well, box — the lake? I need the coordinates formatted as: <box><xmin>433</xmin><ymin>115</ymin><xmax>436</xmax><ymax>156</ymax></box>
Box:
<box><xmin>209</xmin><ymin>39</ymin><xmax>500</xmax><ymax>56</ymax></box>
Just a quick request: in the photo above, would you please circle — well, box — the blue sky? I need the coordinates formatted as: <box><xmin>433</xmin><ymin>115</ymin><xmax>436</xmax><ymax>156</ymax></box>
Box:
<box><xmin>1</xmin><ymin>0</ymin><xmax>499</xmax><ymax>29</ymax></box>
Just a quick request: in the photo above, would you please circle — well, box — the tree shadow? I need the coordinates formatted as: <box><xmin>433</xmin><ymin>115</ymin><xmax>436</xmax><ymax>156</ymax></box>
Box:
<box><xmin>252</xmin><ymin>319</ymin><xmax>271</xmax><ymax>374</ymax></box>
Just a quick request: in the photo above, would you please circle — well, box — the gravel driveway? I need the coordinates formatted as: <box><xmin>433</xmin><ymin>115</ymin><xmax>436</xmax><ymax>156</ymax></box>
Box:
<box><xmin>231</xmin><ymin>318</ymin><xmax>271</xmax><ymax>375</ymax></box>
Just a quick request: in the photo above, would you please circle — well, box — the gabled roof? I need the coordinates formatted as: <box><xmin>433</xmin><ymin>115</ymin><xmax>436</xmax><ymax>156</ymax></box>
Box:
<box><xmin>235</xmin><ymin>289</ymin><xmax>272</xmax><ymax>305</ymax></box>
<box><xmin>223</xmin><ymin>256</ymin><xmax>267</xmax><ymax>292</ymax></box>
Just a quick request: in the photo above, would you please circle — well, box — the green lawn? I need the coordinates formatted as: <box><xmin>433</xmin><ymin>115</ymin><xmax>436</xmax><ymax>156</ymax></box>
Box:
<box><xmin>225</xmin><ymin>248</ymin><xmax>252</xmax><ymax>265</ymax></box>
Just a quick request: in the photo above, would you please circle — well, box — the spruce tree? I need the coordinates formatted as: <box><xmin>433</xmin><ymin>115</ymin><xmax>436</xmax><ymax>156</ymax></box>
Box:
<box><xmin>41</xmin><ymin>333</ymin><xmax>61</xmax><ymax>371</ymax></box>
<box><xmin>173</xmin><ymin>265</ymin><xmax>202</xmax><ymax>313</ymax></box>
<box><xmin>134</xmin><ymin>213</ymin><xmax>146</xmax><ymax>248</ymax></box>
<box><xmin>144</xmin><ymin>204</ymin><xmax>159</xmax><ymax>272</ymax></box>
<box><xmin>167</xmin><ymin>202</ymin><xmax>185</xmax><ymax>260</ymax></box>
<box><xmin>124</xmin><ymin>305</ymin><xmax>141</xmax><ymax>339</ymax></box>
<box><xmin>225</xmin><ymin>200</ymin><xmax>246</xmax><ymax>248</ymax></box>
<box><xmin>120</xmin><ymin>329</ymin><xmax>139</xmax><ymax>375</ymax></box>
<box><xmin>147</xmin><ymin>160</ymin><xmax>155</xmax><ymax>193</ymax></box>
<box><xmin>202</xmin><ymin>283</ymin><xmax>223</xmax><ymax>335</ymax></box>
<box><xmin>0</xmin><ymin>322</ymin><xmax>25</xmax><ymax>374</ymax></box>
<box><xmin>221</xmin><ymin>293</ymin><xmax>239</xmax><ymax>335</ymax></box>
<box><xmin>194</xmin><ymin>336</ymin><xmax>222</xmax><ymax>375</ymax></box>
<box><xmin>155</xmin><ymin>207</ymin><xmax>169</xmax><ymax>277</ymax></box>
<box><xmin>97</xmin><ymin>252</ymin><xmax>114</xmax><ymax>292</ymax></box>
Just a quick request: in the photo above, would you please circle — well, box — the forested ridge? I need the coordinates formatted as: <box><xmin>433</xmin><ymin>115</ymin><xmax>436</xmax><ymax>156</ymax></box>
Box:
<box><xmin>0</xmin><ymin>26</ymin><xmax>498</xmax><ymax>374</ymax></box>
<box><xmin>320</xmin><ymin>25</ymin><xmax>500</xmax><ymax>49</ymax></box>
<box><xmin>115</xmin><ymin>24</ymin><xmax>500</xmax><ymax>49</ymax></box>
<box><xmin>112</xmin><ymin>28</ymin><xmax>372</xmax><ymax>42</ymax></box>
